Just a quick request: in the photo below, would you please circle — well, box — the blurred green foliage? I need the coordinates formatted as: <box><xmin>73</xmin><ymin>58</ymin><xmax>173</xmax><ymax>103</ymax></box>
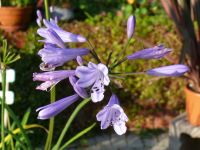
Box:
<box><xmin>1</xmin><ymin>0</ymin><xmax>35</xmax><ymax>7</ymax></box>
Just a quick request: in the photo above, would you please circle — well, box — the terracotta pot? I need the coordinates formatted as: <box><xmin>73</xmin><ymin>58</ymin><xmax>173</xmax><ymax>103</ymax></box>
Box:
<box><xmin>185</xmin><ymin>86</ymin><xmax>200</xmax><ymax>126</ymax></box>
<box><xmin>0</xmin><ymin>6</ymin><xmax>34</xmax><ymax>32</ymax></box>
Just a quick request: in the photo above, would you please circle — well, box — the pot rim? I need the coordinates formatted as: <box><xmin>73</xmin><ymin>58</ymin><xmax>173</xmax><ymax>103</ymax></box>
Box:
<box><xmin>185</xmin><ymin>85</ymin><xmax>200</xmax><ymax>96</ymax></box>
<box><xmin>0</xmin><ymin>5</ymin><xmax>34</xmax><ymax>9</ymax></box>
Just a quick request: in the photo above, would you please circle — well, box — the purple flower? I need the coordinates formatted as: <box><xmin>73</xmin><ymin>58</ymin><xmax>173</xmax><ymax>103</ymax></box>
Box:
<box><xmin>75</xmin><ymin>62</ymin><xmax>110</xmax><ymax>102</ymax></box>
<box><xmin>37</xmin><ymin>19</ymin><xmax>86</xmax><ymax>43</ymax></box>
<box><xmin>69</xmin><ymin>76</ymin><xmax>89</xmax><ymax>99</ymax></box>
<box><xmin>146</xmin><ymin>64</ymin><xmax>189</xmax><ymax>76</ymax></box>
<box><xmin>127</xmin><ymin>45</ymin><xmax>172</xmax><ymax>60</ymax></box>
<box><xmin>38</xmin><ymin>46</ymin><xmax>89</xmax><ymax>71</ymax></box>
<box><xmin>96</xmin><ymin>94</ymin><xmax>128</xmax><ymax>135</ymax></box>
<box><xmin>36</xmin><ymin>10</ymin><xmax>42</xmax><ymax>27</ymax></box>
<box><xmin>127</xmin><ymin>15</ymin><xmax>136</xmax><ymax>39</ymax></box>
<box><xmin>33</xmin><ymin>70</ymin><xmax>75</xmax><ymax>91</ymax></box>
<box><xmin>76</xmin><ymin>56</ymin><xmax>83</xmax><ymax>66</ymax></box>
<box><xmin>36</xmin><ymin>94</ymin><xmax>79</xmax><ymax>119</ymax></box>
<box><xmin>39</xmin><ymin>28</ymin><xmax>66</xmax><ymax>48</ymax></box>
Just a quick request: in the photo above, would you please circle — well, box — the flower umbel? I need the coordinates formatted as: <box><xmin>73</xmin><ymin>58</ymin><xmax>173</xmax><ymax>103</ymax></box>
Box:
<box><xmin>96</xmin><ymin>94</ymin><xmax>128</xmax><ymax>135</ymax></box>
<box><xmin>34</xmin><ymin>14</ymin><xmax>189</xmax><ymax>137</ymax></box>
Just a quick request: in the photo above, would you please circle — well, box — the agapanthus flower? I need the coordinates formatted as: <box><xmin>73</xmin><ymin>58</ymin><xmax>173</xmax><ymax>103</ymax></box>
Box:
<box><xmin>36</xmin><ymin>94</ymin><xmax>79</xmax><ymax>119</ymax></box>
<box><xmin>33</xmin><ymin>70</ymin><xmax>75</xmax><ymax>91</ymax></box>
<box><xmin>37</xmin><ymin>19</ymin><xmax>86</xmax><ymax>43</ymax></box>
<box><xmin>38</xmin><ymin>46</ymin><xmax>89</xmax><ymax>71</ymax></box>
<box><xmin>36</xmin><ymin>10</ymin><xmax>42</xmax><ymax>27</ymax></box>
<box><xmin>127</xmin><ymin>45</ymin><xmax>171</xmax><ymax>60</ymax></box>
<box><xmin>76</xmin><ymin>56</ymin><xmax>83</xmax><ymax>66</ymax></box>
<box><xmin>75</xmin><ymin>62</ymin><xmax>110</xmax><ymax>102</ymax></box>
<box><xmin>96</xmin><ymin>94</ymin><xmax>128</xmax><ymax>135</ymax></box>
<box><xmin>127</xmin><ymin>15</ymin><xmax>136</xmax><ymax>39</ymax></box>
<box><xmin>147</xmin><ymin>64</ymin><xmax>189</xmax><ymax>76</ymax></box>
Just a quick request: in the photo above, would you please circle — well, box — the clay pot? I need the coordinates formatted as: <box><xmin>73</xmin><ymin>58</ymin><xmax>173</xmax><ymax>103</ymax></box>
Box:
<box><xmin>0</xmin><ymin>6</ymin><xmax>34</xmax><ymax>32</ymax></box>
<box><xmin>185</xmin><ymin>86</ymin><xmax>200</xmax><ymax>126</ymax></box>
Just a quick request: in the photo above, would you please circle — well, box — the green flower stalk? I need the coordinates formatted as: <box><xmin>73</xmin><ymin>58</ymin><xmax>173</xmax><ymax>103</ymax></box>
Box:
<box><xmin>43</xmin><ymin>0</ymin><xmax>56</xmax><ymax>150</ymax></box>
<box><xmin>1</xmin><ymin>40</ymin><xmax>20</xmax><ymax>149</ymax></box>
<box><xmin>1</xmin><ymin>63</ymin><xmax>6</xmax><ymax>150</ymax></box>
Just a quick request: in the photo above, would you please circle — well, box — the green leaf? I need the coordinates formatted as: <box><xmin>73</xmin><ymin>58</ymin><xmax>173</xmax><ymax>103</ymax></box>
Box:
<box><xmin>4</xmin><ymin>104</ymin><xmax>32</xmax><ymax>150</ymax></box>
<box><xmin>0</xmin><ymin>124</ymin><xmax>48</xmax><ymax>149</ymax></box>
<box><xmin>21</xmin><ymin>108</ymin><xmax>31</xmax><ymax>126</ymax></box>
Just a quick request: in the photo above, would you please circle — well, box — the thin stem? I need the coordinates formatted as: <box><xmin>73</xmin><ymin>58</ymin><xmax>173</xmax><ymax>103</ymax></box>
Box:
<box><xmin>110</xmin><ymin>71</ymin><xmax>145</xmax><ymax>75</ymax></box>
<box><xmin>87</xmin><ymin>40</ymin><xmax>101</xmax><ymax>63</ymax></box>
<box><xmin>113</xmin><ymin>38</ymin><xmax>131</xmax><ymax>64</ymax></box>
<box><xmin>44</xmin><ymin>1</ymin><xmax>55</xmax><ymax>150</ymax></box>
<box><xmin>7</xmin><ymin>113</ymin><xmax>15</xmax><ymax>150</ymax></box>
<box><xmin>53</xmin><ymin>98</ymin><xmax>91</xmax><ymax>150</ymax></box>
<box><xmin>1</xmin><ymin>67</ymin><xmax>6</xmax><ymax>150</ymax></box>
<box><xmin>110</xmin><ymin>57</ymin><xmax>128</xmax><ymax>70</ymax></box>
<box><xmin>106</xmin><ymin>51</ymin><xmax>113</xmax><ymax>67</ymax></box>
<box><xmin>108</xmin><ymin>74</ymin><xmax>126</xmax><ymax>79</ymax></box>
<box><xmin>44</xmin><ymin>87</ymin><xmax>56</xmax><ymax>150</ymax></box>
<box><xmin>44</xmin><ymin>0</ymin><xmax>50</xmax><ymax>20</ymax></box>
<box><xmin>5</xmin><ymin>105</ymin><xmax>32</xmax><ymax>149</ymax></box>
<box><xmin>60</xmin><ymin>123</ymin><xmax>96</xmax><ymax>150</ymax></box>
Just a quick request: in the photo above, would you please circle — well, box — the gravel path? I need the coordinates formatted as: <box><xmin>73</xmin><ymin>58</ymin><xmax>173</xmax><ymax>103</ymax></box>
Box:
<box><xmin>68</xmin><ymin>132</ymin><xmax>169</xmax><ymax>150</ymax></box>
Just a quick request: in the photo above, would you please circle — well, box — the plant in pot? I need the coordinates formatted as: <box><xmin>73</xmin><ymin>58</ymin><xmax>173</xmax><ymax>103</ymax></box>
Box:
<box><xmin>0</xmin><ymin>0</ymin><xmax>35</xmax><ymax>32</ymax></box>
<box><xmin>161</xmin><ymin>0</ymin><xmax>200</xmax><ymax>126</ymax></box>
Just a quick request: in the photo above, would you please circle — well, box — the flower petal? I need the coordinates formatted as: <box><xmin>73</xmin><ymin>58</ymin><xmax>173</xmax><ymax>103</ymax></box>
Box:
<box><xmin>69</xmin><ymin>76</ymin><xmax>89</xmax><ymax>99</ymax></box>
<box><xmin>36</xmin><ymin>81</ymin><xmax>57</xmax><ymax>91</ymax></box>
<box><xmin>127</xmin><ymin>15</ymin><xmax>136</xmax><ymax>39</ymax></box>
<box><xmin>47</xmin><ymin>28</ymin><xmax>66</xmax><ymax>48</ymax></box>
<box><xmin>36</xmin><ymin>94</ymin><xmax>79</xmax><ymax>119</ymax></box>
<box><xmin>76</xmin><ymin>56</ymin><xmax>83</xmax><ymax>66</ymax></box>
<box><xmin>43</xmin><ymin>19</ymin><xmax>86</xmax><ymax>42</ymax></box>
<box><xmin>113</xmin><ymin>122</ymin><xmax>127</xmax><ymax>135</ymax></box>
<box><xmin>91</xmin><ymin>80</ymin><xmax>105</xmax><ymax>102</ymax></box>
<box><xmin>127</xmin><ymin>45</ymin><xmax>172</xmax><ymax>60</ymax></box>
<box><xmin>38</xmin><ymin>47</ymin><xmax>89</xmax><ymax>68</ymax></box>
<box><xmin>33</xmin><ymin>70</ymin><xmax>75</xmax><ymax>81</ymax></box>
<box><xmin>146</xmin><ymin>64</ymin><xmax>189</xmax><ymax>76</ymax></box>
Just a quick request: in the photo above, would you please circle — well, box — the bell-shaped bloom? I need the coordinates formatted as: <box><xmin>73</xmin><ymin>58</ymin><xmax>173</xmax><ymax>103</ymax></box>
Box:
<box><xmin>37</xmin><ymin>19</ymin><xmax>86</xmax><ymax>43</ymax></box>
<box><xmin>69</xmin><ymin>76</ymin><xmax>89</xmax><ymax>99</ymax></box>
<box><xmin>33</xmin><ymin>70</ymin><xmax>75</xmax><ymax>90</ymax></box>
<box><xmin>75</xmin><ymin>62</ymin><xmax>110</xmax><ymax>102</ymax></box>
<box><xmin>127</xmin><ymin>45</ymin><xmax>172</xmax><ymax>60</ymax></box>
<box><xmin>96</xmin><ymin>94</ymin><xmax>128</xmax><ymax>135</ymax></box>
<box><xmin>39</xmin><ymin>28</ymin><xmax>66</xmax><ymax>48</ymax></box>
<box><xmin>38</xmin><ymin>46</ymin><xmax>89</xmax><ymax>70</ymax></box>
<box><xmin>146</xmin><ymin>64</ymin><xmax>189</xmax><ymax>77</ymax></box>
<box><xmin>36</xmin><ymin>94</ymin><xmax>79</xmax><ymax>119</ymax></box>
<box><xmin>127</xmin><ymin>15</ymin><xmax>136</xmax><ymax>39</ymax></box>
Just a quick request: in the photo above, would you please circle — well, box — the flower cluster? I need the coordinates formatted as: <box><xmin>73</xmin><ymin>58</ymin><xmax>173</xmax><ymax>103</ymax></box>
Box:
<box><xmin>33</xmin><ymin>12</ymin><xmax>189</xmax><ymax>135</ymax></box>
